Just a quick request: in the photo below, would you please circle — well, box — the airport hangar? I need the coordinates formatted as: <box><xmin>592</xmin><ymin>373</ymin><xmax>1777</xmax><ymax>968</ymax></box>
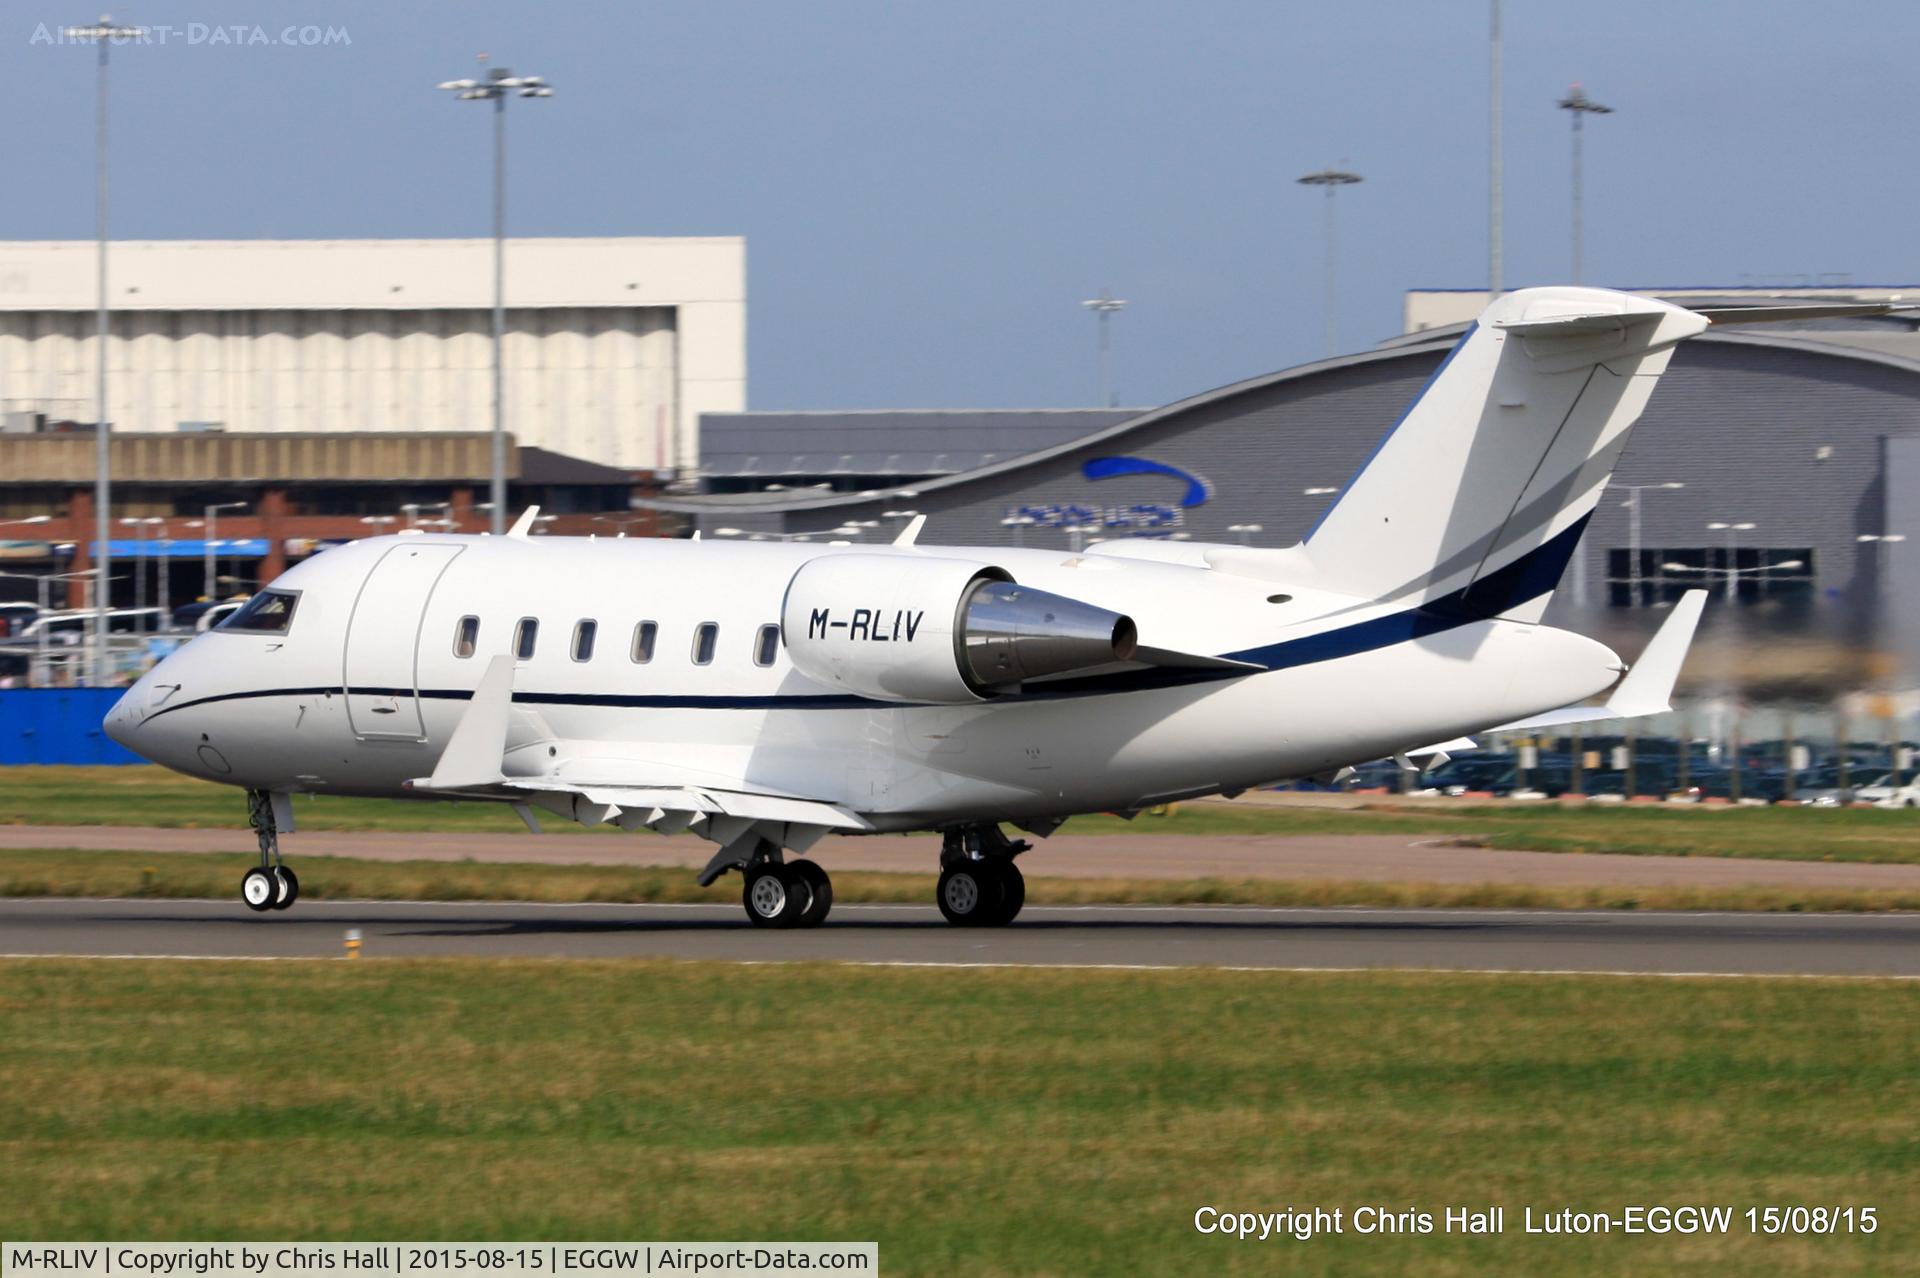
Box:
<box><xmin>0</xmin><ymin>237</ymin><xmax>744</xmax><ymax>474</ymax></box>
<box><xmin>671</xmin><ymin>287</ymin><xmax>1920</xmax><ymax>702</ymax></box>
<box><xmin>0</xmin><ymin>236</ymin><xmax>742</xmax><ymax>606</ymax></box>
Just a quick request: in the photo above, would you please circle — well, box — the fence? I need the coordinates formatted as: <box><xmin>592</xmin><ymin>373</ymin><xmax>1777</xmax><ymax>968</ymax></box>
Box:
<box><xmin>0</xmin><ymin>688</ymin><xmax>141</xmax><ymax>765</ymax></box>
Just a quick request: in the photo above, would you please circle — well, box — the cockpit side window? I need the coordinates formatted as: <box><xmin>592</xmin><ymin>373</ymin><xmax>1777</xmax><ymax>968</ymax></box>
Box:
<box><xmin>218</xmin><ymin>589</ymin><xmax>299</xmax><ymax>635</ymax></box>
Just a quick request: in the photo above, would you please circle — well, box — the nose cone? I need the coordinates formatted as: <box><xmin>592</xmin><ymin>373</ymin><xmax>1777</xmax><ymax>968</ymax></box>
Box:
<box><xmin>103</xmin><ymin>686</ymin><xmax>137</xmax><ymax>747</ymax></box>
<box><xmin>103</xmin><ymin>672</ymin><xmax>153</xmax><ymax>751</ymax></box>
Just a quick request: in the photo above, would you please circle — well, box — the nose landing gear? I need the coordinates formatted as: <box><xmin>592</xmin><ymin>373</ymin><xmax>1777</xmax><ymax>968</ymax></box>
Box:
<box><xmin>241</xmin><ymin>789</ymin><xmax>299</xmax><ymax>913</ymax></box>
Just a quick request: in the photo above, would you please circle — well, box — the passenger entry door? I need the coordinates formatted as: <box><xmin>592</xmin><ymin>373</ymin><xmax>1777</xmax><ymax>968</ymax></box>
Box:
<box><xmin>343</xmin><ymin>543</ymin><xmax>464</xmax><ymax>740</ymax></box>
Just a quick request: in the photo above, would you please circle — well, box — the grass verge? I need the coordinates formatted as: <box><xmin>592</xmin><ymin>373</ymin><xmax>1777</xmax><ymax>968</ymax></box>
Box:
<box><xmin>0</xmin><ymin>958</ymin><xmax>1914</xmax><ymax>1275</ymax></box>
<box><xmin>4</xmin><ymin>846</ymin><xmax>1920</xmax><ymax>913</ymax></box>
<box><xmin>6</xmin><ymin>766</ymin><xmax>1920</xmax><ymax>863</ymax></box>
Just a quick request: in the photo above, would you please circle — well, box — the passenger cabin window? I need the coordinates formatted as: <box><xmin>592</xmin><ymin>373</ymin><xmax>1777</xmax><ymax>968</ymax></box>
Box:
<box><xmin>513</xmin><ymin>618</ymin><xmax>539</xmax><ymax>659</ymax></box>
<box><xmin>754</xmin><ymin>624</ymin><xmax>780</xmax><ymax>668</ymax></box>
<box><xmin>218</xmin><ymin>590</ymin><xmax>299</xmax><ymax>635</ymax></box>
<box><xmin>631</xmin><ymin>620</ymin><xmax>657</xmax><ymax>664</ymax></box>
<box><xmin>572</xmin><ymin>619</ymin><xmax>597</xmax><ymax>662</ymax></box>
<box><xmin>692</xmin><ymin>622</ymin><xmax>718</xmax><ymax>666</ymax></box>
<box><xmin>453</xmin><ymin>615</ymin><xmax>480</xmax><ymax>658</ymax></box>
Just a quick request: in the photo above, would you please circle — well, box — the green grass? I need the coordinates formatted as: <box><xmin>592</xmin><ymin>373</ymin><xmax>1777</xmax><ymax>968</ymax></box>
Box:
<box><xmin>5</xmin><ymin>766</ymin><xmax>1920</xmax><ymax>863</ymax></box>
<box><xmin>5</xmin><ymin>845</ymin><xmax>1920</xmax><ymax>914</ymax></box>
<box><xmin>0</xmin><ymin>959</ymin><xmax>1914</xmax><ymax>1275</ymax></box>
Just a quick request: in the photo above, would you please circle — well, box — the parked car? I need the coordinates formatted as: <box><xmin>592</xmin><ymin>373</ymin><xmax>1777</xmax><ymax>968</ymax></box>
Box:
<box><xmin>1857</xmin><ymin>771</ymin><xmax>1919</xmax><ymax>810</ymax></box>
<box><xmin>18</xmin><ymin>607</ymin><xmax>168</xmax><ymax>645</ymax></box>
<box><xmin>0</xmin><ymin>602</ymin><xmax>39</xmax><ymax>638</ymax></box>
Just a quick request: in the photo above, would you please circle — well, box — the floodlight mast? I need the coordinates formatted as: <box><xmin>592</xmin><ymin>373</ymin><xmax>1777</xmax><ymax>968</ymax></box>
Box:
<box><xmin>437</xmin><ymin>55</ymin><xmax>554</xmax><ymax>536</ymax></box>
<box><xmin>1081</xmin><ymin>290</ymin><xmax>1127</xmax><ymax>408</ymax></box>
<box><xmin>1557</xmin><ymin>83</ymin><xmax>1613</xmax><ymax>284</ymax></box>
<box><xmin>1296</xmin><ymin>168</ymin><xmax>1363</xmax><ymax>356</ymax></box>
<box><xmin>63</xmin><ymin>13</ymin><xmax>145</xmax><ymax>686</ymax></box>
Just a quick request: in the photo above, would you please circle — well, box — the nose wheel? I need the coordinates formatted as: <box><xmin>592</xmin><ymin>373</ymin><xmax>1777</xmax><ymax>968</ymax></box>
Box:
<box><xmin>241</xmin><ymin>789</ymin><xmax>299</xmax><ymax>913</ymax></box>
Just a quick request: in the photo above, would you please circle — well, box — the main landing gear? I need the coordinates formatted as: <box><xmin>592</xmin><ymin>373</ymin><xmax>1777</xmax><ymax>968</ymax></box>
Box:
<box><xmin>240</xmin><ymin>789</ymin><xmax>298</xmax><ymax>913</ymax></box>
<box><xmin>721</xmin><ymin>824</ymin><xmax>1030</xmax><ymax>929</ymax></box>
<box><xmin>739</xmin><ymin>844</ymin><xmax>834</xmax><ymax>929</ymax></box>
<box><xmin>935</xmin><ymin>824</ymin><xmax>1027</xmax><ymax>927</ymax></box>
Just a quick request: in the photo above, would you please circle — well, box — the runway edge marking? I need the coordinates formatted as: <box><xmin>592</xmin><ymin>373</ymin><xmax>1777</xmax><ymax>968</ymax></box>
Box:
<box><xmin>1</xmin><ymin>953</ymin><xmax>1917</xmax><ymax>981</ymax></box>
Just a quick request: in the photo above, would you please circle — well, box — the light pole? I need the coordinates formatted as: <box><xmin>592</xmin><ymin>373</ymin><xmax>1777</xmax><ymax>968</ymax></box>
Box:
<box><xmin>200</xmin><ymin>502</ymin><xmax>247</xmax><ymax>600</ymax></box>
<box><xmin>119</xmin><ymin>515</ymin><xmax>162</xmax><ymax>628</ymax></box>
<box><xmin>1488</xmin><ymin>0</ymin><xmax>1503</xmax><ymax>299</ymax></box>
<box><xmin>1706</xmin><ymin>521</ymin><xmax>1756</xmax><ymax>602</ymax></box>
<box><xmin>1296</xmin><ymin>169</ymin><xmax>1363</xmax><ymax>355</ymax></box>
<box><xmin>1617</xmin><ymin>481</ymin><xmax>1684</xmax><ymax>605</ymax></box>
<box><xmin>438</xmin><ymin>56</ymin><xmax>553</xmax><ymax>536</ymax></box>
<box><xmin>1081</xmin><ymin>290</ymin><xmax>1127</xmax><ymax>408</ymax></box>
<box><xmin>64</xmin><ymin>14</ymin><xmax>144</xmax><ymax>685</ymax></box>
<box><xmin>1556</xmin><ymin>84</ymin><xmax>1612</xmax><ymax>285</ymax></box>
<box><xmin>1228</xmin><ymin>523</ymin><xmax>1263</xmax><ymax>546</ymax></box>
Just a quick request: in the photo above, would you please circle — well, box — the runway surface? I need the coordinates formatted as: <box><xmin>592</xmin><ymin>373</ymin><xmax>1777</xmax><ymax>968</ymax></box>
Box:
<box><xmin>5</xmin><ymin>897</ymin><xmax>1918</xmax><ymax>976</ymax></box>
<box><xmin>10</xmin><ymin>824</ymin><xmax>1920</xmax><ymax>890</ymax></box>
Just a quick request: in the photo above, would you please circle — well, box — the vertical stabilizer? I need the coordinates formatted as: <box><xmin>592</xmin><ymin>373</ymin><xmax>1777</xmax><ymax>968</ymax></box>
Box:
<box><xmin>1304</xmin><ymin>287</ymin><xmax>1707</xmax><ymax>620</ymax></box>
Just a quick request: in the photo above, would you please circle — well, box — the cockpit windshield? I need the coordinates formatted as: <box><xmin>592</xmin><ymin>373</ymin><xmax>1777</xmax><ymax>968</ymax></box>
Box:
<box><xmin>217</xmin><ymin>589</ymin><xmax>300</xmax><ymax>635</ymax></box>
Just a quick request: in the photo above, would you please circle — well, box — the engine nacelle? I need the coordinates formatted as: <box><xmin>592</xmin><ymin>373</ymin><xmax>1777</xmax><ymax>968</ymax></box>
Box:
<box><xmin>782</xmin><ymin>553</ymin><xmax>1138</xmax><ymax>703</ymax></box>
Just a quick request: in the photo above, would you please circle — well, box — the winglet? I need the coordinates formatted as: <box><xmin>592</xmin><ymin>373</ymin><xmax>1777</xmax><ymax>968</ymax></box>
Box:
<box><xmin>1605</xmin><ymin>588</ymin><xmax>1707</xmax><ymax>717</ymax></box>
<box><xmin>892</xmin><ymin>514</ymin><xmax>927</xmax><ymax>547</ymax></box>
<box><xmin>419</xmin><ymin>655</ymin><xmax>516</xmax><ymax>789</ymax></box>
<box><xmin>1486</xmin><ymin>589</ymin><xmax>1708</xmax><ymax>733</ymax></box>
<box><xmin>506</xmin><ymin>506</ymin><xmax>542</xmax><ymax>539</ymax></box>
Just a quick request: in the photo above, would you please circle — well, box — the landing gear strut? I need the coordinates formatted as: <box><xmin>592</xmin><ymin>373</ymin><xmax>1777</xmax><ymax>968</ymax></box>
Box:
<box><xmin>936</xmin><ymin>825</ymin><xmax>1027</xmax><ymax>927</ymax></box>
<box><xmin>242</xmin><ymin>789</ymin><xmax>298</xmax><ymax>913</ymax></box>
<box><xmin>737</xmin><ymin>839</ymin><xmax>833</xmax><ymax>929</ymax></box>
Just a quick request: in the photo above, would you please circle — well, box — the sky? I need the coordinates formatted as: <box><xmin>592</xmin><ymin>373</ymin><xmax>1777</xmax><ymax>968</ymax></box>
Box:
<box><xmin>12</xmin><ymin>0</ymin><xmax>1920</xmax><ymax>411</ymax></box>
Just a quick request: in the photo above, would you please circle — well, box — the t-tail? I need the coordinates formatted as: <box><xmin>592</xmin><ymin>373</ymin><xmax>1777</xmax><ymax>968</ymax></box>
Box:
<box><xmin>1302</xmin><ymin>286</ymin><xmax>1709</xmax><ymax>621</ymax></box>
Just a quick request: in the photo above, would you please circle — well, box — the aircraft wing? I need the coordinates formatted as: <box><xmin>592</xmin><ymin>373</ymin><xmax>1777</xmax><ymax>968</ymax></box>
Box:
<box><xmin>405</xmin><ymin>654</ymin><xmax>872</xmax><ymax>876</ymax></box>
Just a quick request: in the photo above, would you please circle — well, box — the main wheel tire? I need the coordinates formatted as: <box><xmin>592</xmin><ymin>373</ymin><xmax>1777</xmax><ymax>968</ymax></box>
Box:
<box><xmin>270</xmin><ymin>866</ymin><xmax>300</xmax><ymax>911</ymax></box>
<box><xmin>240</xmin><ymin>867</ymin><xmax>277</xmax><ymax>913</ymax></box>
<box><xmin>743</xmin><ymin>863</ymin><xmax>807</xmax><ymax>928</ymax></box>
<box><xmin>937</xmin><ymin>863</ymin><xmax>1004</xmax><ymax>927</ymax></box>
<box><xmin>789</xmin><ymin>859</ymin><xmax>833</xmax><ymax>928</ymax></box>
<box><xmin>987</xmin><ymin>860</ymin><xmax>1025</xmax><ymax>926</ymax></box>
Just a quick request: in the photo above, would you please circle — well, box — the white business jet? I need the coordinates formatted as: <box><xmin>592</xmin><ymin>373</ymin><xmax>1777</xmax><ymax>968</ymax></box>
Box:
<box><xmin>104</xmin><ymin>286</ymin><xmax>1876</xmax><ymax>927</ymax></box>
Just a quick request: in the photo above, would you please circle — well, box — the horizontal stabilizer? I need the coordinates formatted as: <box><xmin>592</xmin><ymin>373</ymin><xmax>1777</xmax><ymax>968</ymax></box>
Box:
<box><xmin>1693</xmin><ymin>303</ymin><xmax>1918</xmax><ymax>326</ymax></box>
<box><xmin>1493</xmin><ymin>589</ymin><xmax>1707</xmax><ymax>732</ymax></box>
<box><xmin>1492</xmin><ymin>310</ymin><xmax>1663</xmax><ymax>337</ymax></box>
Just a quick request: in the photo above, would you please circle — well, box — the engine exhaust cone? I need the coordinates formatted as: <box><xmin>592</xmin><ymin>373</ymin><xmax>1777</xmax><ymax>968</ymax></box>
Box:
<box><xmin>958</xmin><ymin>581</ymin><xmax>1138</xmax><ymax>690</ymax></box>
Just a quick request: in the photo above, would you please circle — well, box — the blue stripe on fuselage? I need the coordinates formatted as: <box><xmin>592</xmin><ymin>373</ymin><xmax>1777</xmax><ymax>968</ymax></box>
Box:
<box><xmin>140</xmin><ymin>515</ymin><xmax>1588</xmax><ymax>723</ymax></box>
